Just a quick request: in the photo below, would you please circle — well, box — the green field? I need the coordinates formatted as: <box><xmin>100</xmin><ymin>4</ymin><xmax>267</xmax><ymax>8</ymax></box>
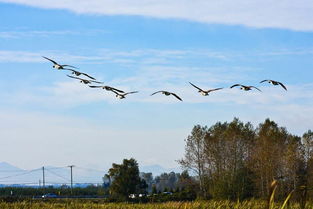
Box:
<box><xmin>1</xmin><ymin>200</ymin><xmax>313</xmax><ymax>209</ymax></box>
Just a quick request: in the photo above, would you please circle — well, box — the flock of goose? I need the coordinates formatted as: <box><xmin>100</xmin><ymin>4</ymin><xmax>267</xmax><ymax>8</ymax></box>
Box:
<box><xmin>43</xmin><ymin>56</ymin><xmax>287</xmax><ymax>101</ymax></box>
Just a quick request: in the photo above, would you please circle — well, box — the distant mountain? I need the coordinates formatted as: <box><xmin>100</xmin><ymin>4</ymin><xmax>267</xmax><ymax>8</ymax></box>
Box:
<box><xmin>0</xmin><ymin>162</ymin><xmax>24</xmax><ymax>172</ymax></box>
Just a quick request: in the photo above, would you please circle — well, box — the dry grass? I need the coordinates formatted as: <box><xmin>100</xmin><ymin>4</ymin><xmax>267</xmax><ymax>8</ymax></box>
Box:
<box><xmin>0</xmin><ymin>200</ymin><xmax>313</xmax><ymax>209</ymax></box>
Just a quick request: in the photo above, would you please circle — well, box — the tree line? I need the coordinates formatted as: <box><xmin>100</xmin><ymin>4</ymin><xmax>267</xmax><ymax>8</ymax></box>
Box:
<box><xmin>103</xmin><ymin>158</ymin><xmax>198</xmax><ymax>201</ymax></box>
<box><xmin>179</xmin><ymin>118</ymin><xmax>313</xmax><ymax>201</ymax></box>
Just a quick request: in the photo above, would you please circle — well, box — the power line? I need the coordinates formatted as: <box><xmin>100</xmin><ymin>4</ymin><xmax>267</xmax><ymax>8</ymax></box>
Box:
<box><xmin>68</xmin><ymin>165</ymin><xmax>74</xmax><ymax>195</ymax></box>
<box><xmin>0</xmin><ymin>168</ymin><xmax>41</xmax><ymax>180</ymax></box>
<box><xmin>45</xmin><ymin>166</ymin><xmax>69</xmax><ymax>170</ymax></box>
<box><xmin>0</xmin><ymin>182</ymin><xmax>103</xmax><ymax>186</ymax></box>
<box><xmin>0</xmin><ymin>165</ymin><xmax>106</xmax><ymax>186</ymax></box>
<box><xmin>45</xmin><ymin>168</ymin><xmax>70</xmax><ymax>182</ymax></box>
<box><xmin>75</xmin><ymin>166</ymin><xmax>105</xmax><ymax>173</ymax></box>
<box><xmin>44</xmin><ymin>182</ymin><xmax>103</xmax><ymax>184</ymax></box>
<box><xmin>0</xmin><ymin>170</ymin><xmax>28</xmax><ymax>173</ymax></box>
<box><xmin>42</xmin><ymin>167</ymin><xmax>45</xmax><ymax>190</ymax></box>
<box><xmin>0</xmin><ymin>166</ymin><xmax>104</xmax><ymax>174</ymax></box>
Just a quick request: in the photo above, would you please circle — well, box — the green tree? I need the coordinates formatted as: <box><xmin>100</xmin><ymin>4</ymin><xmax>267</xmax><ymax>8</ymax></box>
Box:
<box><xmin>250</xmin><ymin>119</ymin><xmax>302</xmax><ymax>198</ymax></box>
<box><xmin>204</xmin><ymin>118</ymin><xmax>255</xmax><ymax>199</ymax></box>
<box><xmin>107</xmin><ymin>158</ymin><xmax>147</xmax><ymax>200</ymax></box>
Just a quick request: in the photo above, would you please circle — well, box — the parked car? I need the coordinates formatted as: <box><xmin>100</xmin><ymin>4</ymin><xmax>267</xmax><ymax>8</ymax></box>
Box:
<box><xmin>42</xmin><ymin>193</ymin><xmax>58</xmax><ymax>198</ymax></box>
<box><xmin>129</xmin><ymin>194</ymin><xmax>136</xmax><ymax>199</ymax></box>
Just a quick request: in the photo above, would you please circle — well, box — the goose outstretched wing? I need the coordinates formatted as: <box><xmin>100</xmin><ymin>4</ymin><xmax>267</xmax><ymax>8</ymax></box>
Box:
<box><xmin>171</xmin><ymin>93</ymin><xmax>183</xmax><ymax>101</ymax></box>
<box><xmin>250</xmin><ymin>86</ymin><xmax>262</xmax><ymax>92</ymax></box>
<box><xmin>278</xmin><ymin>82</ymin><xmax>287</xmax><ymax>91</ymax></box>
<box><xmin>67</xmin><ymin>75</ymin><xmax>83</xmax><ymax>81</ymax></box>
<box><xmin>61</xmin><ymin>64</ymin><xmax>78</xmax><ymax>69</ymax></box>
<box><xmin>189</xmin><ymin>82</ymin><xmax>203</xmax><ymax>91</ymax></box>
<box><xmin>260</xmin><ymin>79</ymin><xmax>269</xmax><ymax>83</ymax></box>
<box><xmin>230</xmin><ymin>84</ymin><xmax>241</xmax><ymax>88</ymax></box>
<box><xmin>125</xmin><ymin>91</ymin><xmax>139</xmax><ymax>95</ymax></box>
<box><xmin>42</xmin><ymin>56</ymin><xmax>58</xmax><ymax>65</ymax></box>
<box><xmin>208</xmin><ymin>88</ymin><xmax>223</xmax><ymax>92</ymax></box>
<box><xmin>151</xmin><ymin>91</ymin><xmax>165</xmax><ymax>96</ymax></box>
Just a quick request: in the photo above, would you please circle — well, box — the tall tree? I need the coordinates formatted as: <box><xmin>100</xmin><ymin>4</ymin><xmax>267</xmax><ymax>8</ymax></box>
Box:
<box><xmin>249</xmin><ymin>119</ymin><xmax>302</xmax><ymax>198</ymax></box>
<box><xmin>303</xmin><ymin>130</ymin><xmax>313</xmax><ymax>164</ymax></box>
<box><xmin>204</xmin><ymin>118</ymin><xmax>255</xmax><ymax>199</ymax></box>
<box><xmin>106</xmin><ymin>158</ymin><xmax>147</xmax><ymax>200</ymax></box>
<box><xmin>178</xmin><ymin>118</ymin><xmax>312</xmax><ymax>200</ymax></box>
<box><xmin>178</xmin><ymin>125</ymin><xmax>208</xmax><ymax>197</ymax></box>
<box><xmin>299</xmin><ymin>130</ymin><xmax>313</xmax><ymax>206</ymax></box>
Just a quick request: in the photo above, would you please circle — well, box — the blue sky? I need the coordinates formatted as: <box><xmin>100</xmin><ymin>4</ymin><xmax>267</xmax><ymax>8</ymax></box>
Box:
<box><xmin>0</xmin><ymin>0</ymin><xmax>313</xmax><ymax>172</ymax></box>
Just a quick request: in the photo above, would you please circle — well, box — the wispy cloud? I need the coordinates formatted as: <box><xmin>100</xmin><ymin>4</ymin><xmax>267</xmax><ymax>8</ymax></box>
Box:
<box><xmin>0</xmin><ymin>50</ymin><xmax>104</xmax><ymax>63</ymax></box>
<box><xmin>0</xmin><ymin>29</ymin><xmax>109</xmax><ymax>39</ymax></box>
<box><xmin>2</xmin><ymin>47</ymin><xmax>313</xmax><ymax>65</ymax></box>
<box><xmin>0</xmin><ymin>50</ymin><xmax>43</xmax><ymax>62</ymax></box>
<box><xmin>0</xmin><ymin>30</ymin><xmax>77</xmax><ymax>39</ymax></box>
<box><xmin>0</xmin><ymin>49</ymin><xmax>230</xmax><ymax>64</ymax></box>
<box><xmin>1</xmin><ymin>80</ymin><xmax>118</xmax><ymax>108</ymax></box>
<box><xmin>3</xmin><ymin>79</ymin><xmax>313</xmax><ymax>139</ymax></box>
<box><xmin>1</xmin><ymin>0</ymin><xmax>313</xmax><ymax>31</ymax></box>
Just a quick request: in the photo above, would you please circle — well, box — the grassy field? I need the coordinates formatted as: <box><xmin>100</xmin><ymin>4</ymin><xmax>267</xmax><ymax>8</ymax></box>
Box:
<box><xmin>0</xmin><ymin>200</ymin><xmax>313</xmax><ymax>209</ymax></box>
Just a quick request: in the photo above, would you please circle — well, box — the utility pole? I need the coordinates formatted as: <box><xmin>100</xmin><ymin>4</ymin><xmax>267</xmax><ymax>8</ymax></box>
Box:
<box><xmin>68</xmin><ymin>165</ymin><xmax>75</xmax><ymax>195</ymax></box>
<box><xmin>42</xmin><ymin>166</ymin><xmax>45</xmax><ymax>190</ymax></box>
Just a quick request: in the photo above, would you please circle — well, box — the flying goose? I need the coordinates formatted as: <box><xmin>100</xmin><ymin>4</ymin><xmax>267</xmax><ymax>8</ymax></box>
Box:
<box><xmin>66</xmin><ymin>75</ymin><xmax>103</xmax><ymax>84</ymax></box>
<box><xmin>189</xmin><ymin>82</ymin><xmax>223</xmax><ymax>96</ymax></box>
<box><xmin>230</xmin><ymin>84</ymin><xmax>261</xmax><ymax>92</ymax></box>
<box><xmin>89</xmin><ymin>85</ymin><xmax>125</xmax><ymax>93</ymax></box>
<box><xmin>111</xmin><ymin>90</ymin><xmax>139</xmax><ymax>99</ymax></box>
<box><xmin>151</xmin><ymin>91</ymin><xmax>183</xmax><ymax>101</ymax></box>
<box><xmin>65</xmin><ymin>69</ymin><xmax>96</xmax><ymax>80</ymax></box>
<box><xmin>42</xmin><ymin>56</ymin><xmax>78</xmax><ymax>70</ymax></box>
<box><xmin>260</xmin><ymin>80</ymin><xmax>287</xmax><ymax>91</ymax></box>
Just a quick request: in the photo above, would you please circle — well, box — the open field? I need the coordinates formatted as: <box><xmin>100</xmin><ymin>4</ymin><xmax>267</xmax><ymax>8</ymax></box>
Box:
<box><xmin>1</xmin><ymin>200</ymin><xmax>313</xmax><ymax>209</ymax></box>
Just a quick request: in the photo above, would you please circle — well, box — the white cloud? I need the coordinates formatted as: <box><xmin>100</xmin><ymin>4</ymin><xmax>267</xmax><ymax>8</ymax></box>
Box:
<box><xmin>0</xmin><ymin>29</ymin><xmax>109</xmax><ymax>39</ymax></box>
<box><xmin>0</xmin><ymin>49</ymin><xmax>228</xmax><ymax>64</ymax></box>
<box><xmin>2</xmin><ymin>47</ymin><xmax>312</xmax><ymax>66</ymax></box>
<box><xmin>0</xmin><ymin>50</ymin><xmax>105</xmax><ymax>63</ymax></box>
<box><xmin>1</xmin><ymin>80</ymin><xmax>121</xmax><ymax>108</ymax></box>
<box><xmin>1</xmin><ymin>0</ymin><xmax>313</xmax><ymax>31</ymax></box>
<box><xmin>258</xmin><ymin>49</ymin><xmax>313</xmax><ymax>56</ymax></box>
<box><xmin>0</xmin><ymin>30</ymin><xmax>77</xmax><ymax>39</ymax></box>
<box><xmin>0</xmin><ymin>50</ymin><xmax>44</xmax><ymax>63</ymax></box>
<box><xmin>0</xmin><ymin>50</ymin><xmax>93</xmax><ymax>63</ymax></box>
